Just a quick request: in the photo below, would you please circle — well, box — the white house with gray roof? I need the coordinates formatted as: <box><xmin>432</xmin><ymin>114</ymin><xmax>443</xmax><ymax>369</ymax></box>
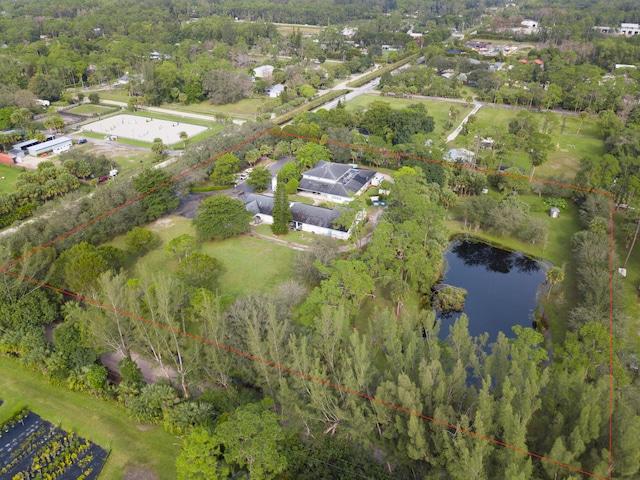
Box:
<box><xmin>269</xmin><ymin>157</ymin><xmax>296</xmax><ymax>191</ymax></box>
<box><xmin>298</xmin><ymin>160</ymin><xmax>376</xmax><ymax>204</ymax></box>
<box><xmin>244</xmin><ymin>193</ymin><xmax>351</xmax><ymax>240</ymax></box>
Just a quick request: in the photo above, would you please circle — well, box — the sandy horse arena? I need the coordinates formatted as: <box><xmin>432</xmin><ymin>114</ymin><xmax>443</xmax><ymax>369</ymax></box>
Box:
<box><xmin>80</xmin><ymin>114</ymin><xmax>209</xmax><ymax>145</ymax></box>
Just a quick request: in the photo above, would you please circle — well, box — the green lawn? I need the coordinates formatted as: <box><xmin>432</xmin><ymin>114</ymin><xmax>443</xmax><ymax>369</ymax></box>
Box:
<box><xmin>95</xmin><ymin>91</ymin><xmax>132</xmax><ymax>103</ymax></box>
<box><xmin>160</xmin><ymin>99</ymin><xmax>261</xmax><ymax>118</ymax></box>
<box><xmin>107</xmin><ymin>150</ymin><xmax>156</xmax><ymax>176</ymax></box>
<box><xmin>346</xmin><ymin>94</ymin><xmax>472</xmax><ymax>142</ymax></box>
<box><xmin>108</xmin><ymin>216</ymin><xmax>296</xmax><ymax>297</ymax></box>
<box><xmin>451</xmin><ymin>107</ymin><xmax>604</xmax><ymax>181</ymax></box>
<box><xmin>201</xmin><ymin>234</ymin><xmax>296</xmax><ymax>296</ymax></box>
<box><xmin>613</xmin><ymin>211</ymin><xmax>640</xmax><ymax>350</ymax></box>
<box><xmin>68</xmin><ymin>104</ymin><xmax>114</xmax><ymax>115</ymax></box>
<box><xmin>0</xmin><ymin>164</ymin><xmax>25</xmax><ymax>193</ymax></box>
<box><xmin>0</xmin><ymin>356</ymin><xmax>180</xmax><ymax>480</ymax></box>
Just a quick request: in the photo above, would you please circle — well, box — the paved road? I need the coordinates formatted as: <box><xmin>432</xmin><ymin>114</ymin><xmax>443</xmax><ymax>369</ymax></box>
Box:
<box><xmin>318</xmin><ymin>77</ymin><xmax>381</xmax><ymax>111</ymax></box>
<box><xmin>446</xmin><ymin>102</ymin><xmax>483</xmax><ymax>143</ymax></box>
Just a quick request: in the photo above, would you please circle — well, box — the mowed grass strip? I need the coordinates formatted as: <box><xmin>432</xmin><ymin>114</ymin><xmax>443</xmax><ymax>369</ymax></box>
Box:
<box><xmin>109</xmin><ymin>215</ymin><xmax>296</xmax><ymax>297</ymax></box>
<box><xmin>68</xmin><ymin>104</ymin><xmax>115</xmax><ymax>115</ymax></box>
<box><xmin>0</xmin><ymin>356</ymin><xmax>180</xmax><ymax>480</ymax></box>
<box><xmin>160</xmin><ymin>98</ymin><xmax>260</xmax><ymax>117</ymax></box>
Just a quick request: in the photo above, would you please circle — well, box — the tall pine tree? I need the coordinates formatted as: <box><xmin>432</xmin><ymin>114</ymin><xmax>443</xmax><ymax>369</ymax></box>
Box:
<box><xmin>271</xmin><ymin>182</ymin><xmax>292</xmax><ymax>235</ymax></box>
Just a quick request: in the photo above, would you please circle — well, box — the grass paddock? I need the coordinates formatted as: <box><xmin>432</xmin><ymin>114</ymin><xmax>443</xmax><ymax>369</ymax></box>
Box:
<box><xmin>108</xmin><ymin>215</ymin><xmax>296</xmax><ymax>297</ymax></box>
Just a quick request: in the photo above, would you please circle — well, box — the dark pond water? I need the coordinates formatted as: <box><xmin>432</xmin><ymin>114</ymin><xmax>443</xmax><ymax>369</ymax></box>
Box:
<box><xmin>436</xmin><ymin>239</ymin><xmax>546</xmax><ymax>342</ymax></box>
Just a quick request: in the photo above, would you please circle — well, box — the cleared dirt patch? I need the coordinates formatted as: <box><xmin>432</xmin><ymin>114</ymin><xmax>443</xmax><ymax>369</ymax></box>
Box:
<box><xmin>124</xmin><ymin>465</ymin><xmax>160</xmax><ymax>480</ymax></box>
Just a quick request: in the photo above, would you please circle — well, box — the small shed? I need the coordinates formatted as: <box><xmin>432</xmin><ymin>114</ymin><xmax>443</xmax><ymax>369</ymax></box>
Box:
<box><xmin>549</xmin><ymin>207</ymin><xmax>560</xmax><ymax>218</ymax></box>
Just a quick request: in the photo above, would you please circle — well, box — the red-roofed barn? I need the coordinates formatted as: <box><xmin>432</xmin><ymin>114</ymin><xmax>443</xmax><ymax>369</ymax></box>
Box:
<box><xmin>0</xmin><ymin>152</ymin><xmax>16</xmax><ymax>166</ymax></box>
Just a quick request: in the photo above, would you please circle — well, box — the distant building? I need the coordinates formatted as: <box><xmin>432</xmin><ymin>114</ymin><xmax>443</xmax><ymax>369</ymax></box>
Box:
<box><xmin>593</xmin><ymin>26</ymin><xmax>612</xmax><ymax>34</ymax></box>
<box><xmin>620</xmin><ymin>23</ymin><xmax>640</xmax><ymax>36</ymax></box>
<box><xmin>342</xmin><ymin>27</ymin><xmax>357</xmax><ymax>38</ymax></box>
<box><xmin>149</xmin><ymin>51</ymin><xmax>170</xmax><ymax>60</ymax></box>
<box><xmin>12</xmin><ymin>138</ymin><xmax>40</xmax><ymax>157</ymax></box>
<box><xmin>27</xmin><ymin>137</ymin><xmax>72</xmax><ymax>156</ymax></box>
<box><xmin>253</xmin><ymin>65</ymin><xmax>274</xmax><ymax>79</ymax></box>
<box><xmin>445</xmin><ymin>148</ymin><xmax>475</xmax><ymax>166</ymax></box>
<box><xmin>265</xmin><ymin>84</ymin><xmax>285</xmax><ymax>98</ymax></box>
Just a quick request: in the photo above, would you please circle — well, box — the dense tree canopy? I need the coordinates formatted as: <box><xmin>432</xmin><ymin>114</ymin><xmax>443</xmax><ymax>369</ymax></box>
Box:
<box><xmin>193</xmin><ymin>195</ymin><xmax>253</xmax><ymax>241</ymax></box>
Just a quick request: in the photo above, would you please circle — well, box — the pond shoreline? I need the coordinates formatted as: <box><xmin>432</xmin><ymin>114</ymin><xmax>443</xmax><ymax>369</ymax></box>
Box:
<box><xmin>435</xmin><ymin>236</ymin><xmax>548</xmax><ymax>343</ymax></box>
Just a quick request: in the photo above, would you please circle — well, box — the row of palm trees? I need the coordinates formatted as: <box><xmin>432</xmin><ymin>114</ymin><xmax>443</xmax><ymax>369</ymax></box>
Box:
<box><xmin>0</xmin><ymin>110</ymin><xmax>66</xmax><ymax>153</ymax></box>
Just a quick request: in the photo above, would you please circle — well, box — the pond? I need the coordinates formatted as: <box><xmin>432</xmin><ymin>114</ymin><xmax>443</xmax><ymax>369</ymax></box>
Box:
<box><xmin>436</xmin><ymin>238</ymin><xmax>547</xmax><ymax>342</ymax></box>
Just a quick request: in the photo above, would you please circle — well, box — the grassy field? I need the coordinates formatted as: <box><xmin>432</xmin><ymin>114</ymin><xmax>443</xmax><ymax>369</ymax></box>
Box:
<box><xmin>0</xmin><ymin>356</ymin><xmax>180</xmax><ymax>480</ymax></box>
<box><xmin>275</xmin><ymin>24</ymin><xmax>325</xmax><ymax>35</ymax></box>
<box><xmin>107</xmin><ymin>215</ymin><xmax>296</xmax><ymax>297</ymax></box>
<box><xmin>94</xmin><ymin>90</ymin><xmax>132</xmax><ymax>103</ymax></box>
<box><xmin>612</xmin><ymin>210</ymin><xmax>640</xmax><ymax>350</ymax></box>
<box><xmin>68</xmin><ymin>104</ymin><xmax>114</xmax><ymax>115</ymax></box>
<box><xmin>345</xmin><ymin>94</ymin><xmax>472</xmax><ymax>142</ymax></box>
<box><xmin>450</xmin><ymin>107</ymin><xmax>603</xmax><ymax>181</ymax></box>
<box><xmin>160</xmin><ymin>98</ymin><xmax>261</xmax><ymax>118</ymax></box>
<box><xmin>105</xmin><ymin>149</ymin><xmax>156</xmax><ymax>176</ymax></box>
<box><xmin>0</xmin><ymin>163</ymin><xmax>25</xmax><ymax>193</ymax></box>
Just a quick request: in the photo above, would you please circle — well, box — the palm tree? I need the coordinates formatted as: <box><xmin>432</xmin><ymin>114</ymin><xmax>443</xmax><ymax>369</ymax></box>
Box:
<box><xmin>577</xmin><ymin>110</ymin><xmax>589</xmax><ymax>135</ymax></box>
<box><xmin>10</xmin><ymin>108</ymin><xmax>33</xmax><ymax>130</ymax></box>
<box><xmin>151</xmin><ymin>137</ymin><xmax>164</xmax><ymax>158</ymax></box>
<box><xmin>545</xmin><ymin>265</ymin><xmax>565</xmax><ymax>299</ymax></box>
<box><xmin>179</xmin><ymin>131</ymin><xmax>188</xmax><ymax>148</ymax></box>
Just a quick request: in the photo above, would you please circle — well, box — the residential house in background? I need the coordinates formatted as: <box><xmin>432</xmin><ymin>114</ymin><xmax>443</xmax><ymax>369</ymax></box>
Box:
<box><xmin>266</xmin><ymin>84</ymin><xmax>285</xmax><ymax>98</ymax></box>
<box><xmin>269</xmin><ymin>157</ymin><xmax>296</xmax><ymax>191</ymax></box>
<box><xmin>620</xmin><ymin>23</ymin><xmax>640</xmax><ymax>36</ymax></box>
<box><xmin>253</xmin><ymin>65</ymin><xmax>274</xmax><ymax>79</ymax></box>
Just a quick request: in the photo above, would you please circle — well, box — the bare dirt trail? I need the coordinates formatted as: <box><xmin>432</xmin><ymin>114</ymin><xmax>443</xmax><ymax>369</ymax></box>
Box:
<box><xmin>100</xmin><ymin>351</ymin><xmax>176</xmax><ymax>384</ymax></box>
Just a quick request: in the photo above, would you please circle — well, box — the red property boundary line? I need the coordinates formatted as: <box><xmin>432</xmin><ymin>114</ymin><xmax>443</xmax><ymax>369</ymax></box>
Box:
<box><xmin>0</xmin><ymin>128</ymin><xmax>616</xmax><ymax>480</ymax></box>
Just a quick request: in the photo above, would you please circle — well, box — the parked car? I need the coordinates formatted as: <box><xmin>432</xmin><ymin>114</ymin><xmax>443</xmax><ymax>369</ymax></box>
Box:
<box><xmin>77</xmin><ymin>138</ymin><xmax>88</xmax><ymax>144</ymax></box>
<box><xmin>97</xmin><ymin>176</ymin><xmax>110</xmax><ymax>184</ymax></box>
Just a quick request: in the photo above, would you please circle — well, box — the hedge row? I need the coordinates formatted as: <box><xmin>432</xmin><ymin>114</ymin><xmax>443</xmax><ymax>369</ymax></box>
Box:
<box><xmin>272</xmin><ymin>89</ymin><xmax>350</xmax><ymax>125</ymax></box>
<box><xmin>346</xmin><ymin>53</ymin><xmax>420</xmax><ymax>88</ymax></box>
